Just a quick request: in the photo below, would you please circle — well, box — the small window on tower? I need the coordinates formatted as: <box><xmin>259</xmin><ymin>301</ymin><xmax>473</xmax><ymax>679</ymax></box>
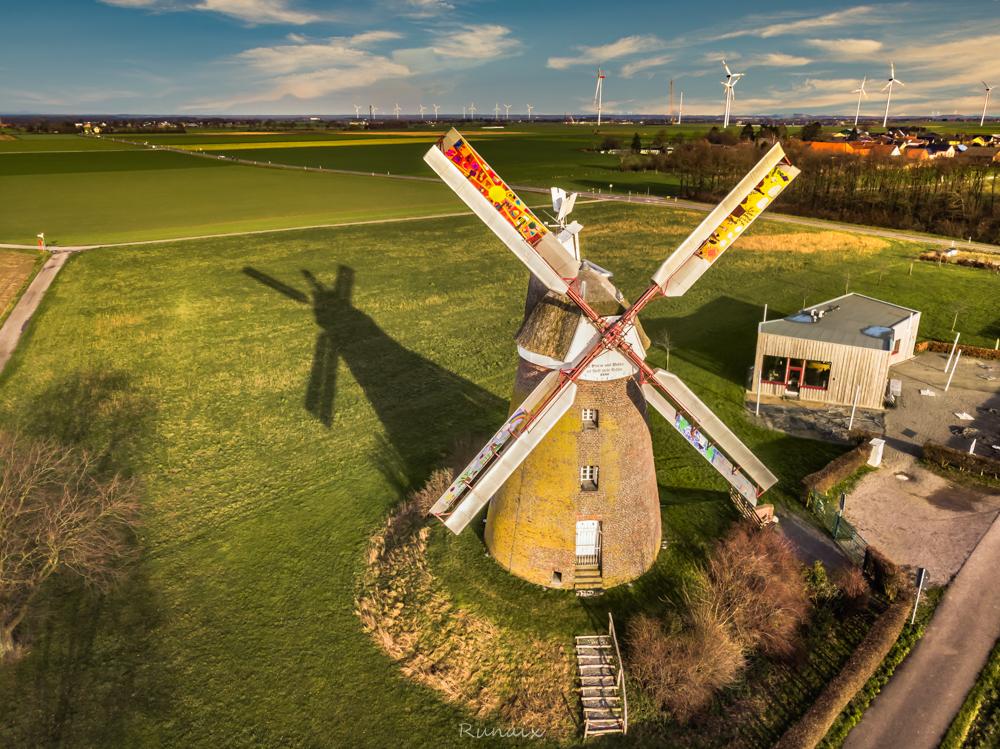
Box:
<box><xmin>582</xmin><ymin>409</ymin><xmax>599</xmax><ymax>430</ymax></box>
<box><xmin>581</xmin><ymin>465</ymin><xmax>599</xmax><ymax>492</ymax></box>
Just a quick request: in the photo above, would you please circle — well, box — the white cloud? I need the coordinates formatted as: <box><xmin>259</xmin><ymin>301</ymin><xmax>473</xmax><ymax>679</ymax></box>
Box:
<box><xmin>719</xmin><ymin>6</ymin><xmax>877</xmax><ymax>39</ymax></box>
<box><xmin>547</xmin><ymin>35</ymin><xmax>665</xmax><ymax>70</ymax></box>
<box><xmin>805</xmin><ymin>38</ymin><xmax>883</xmax><ymax>58</ymax></box>
<box><xmin>744</xmin><ymin>53</ymin><xmax>812</xmax><ymax>67</ymax></box>
<box><xmin>620</xmin><ymin>54</ymin><xmax>674</xmax><ymax>78</ymax></box>
<box><xmin>431</xmin><ymin>25</ymin><xmax>521</xmax><ymax>59</ymax></box>
<box><xmin>98</xmin><ymin>0</ymin><xmax>325</xmax><ymax>24</ymax></box>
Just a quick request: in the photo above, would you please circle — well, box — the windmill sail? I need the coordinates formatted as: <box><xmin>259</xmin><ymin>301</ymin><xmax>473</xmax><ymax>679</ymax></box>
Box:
<box><xmin>429</xmin><ymin>370</ymin><xmax>578</xmax><ymax>533</ymax></box>
<box><xmin>424</xmin><ymin>129</ymin><xmax>580</xmax><ymax>294</ymax></box>
<box><xmin>651</xmin><ymin>145</ymin><xmax>799</xmax><ymax>297</ymax></box>
<box><xmin>642</xmin><ymin>369</ymin><xmax>777</xmax><ymax>505</ymax></box>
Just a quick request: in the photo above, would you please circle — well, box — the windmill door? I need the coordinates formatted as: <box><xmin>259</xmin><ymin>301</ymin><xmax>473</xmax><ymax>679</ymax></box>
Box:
<box><xmin>575</xmin><ymin>520</ymin><xmax>602</xmax><ymax>567</ymax></box>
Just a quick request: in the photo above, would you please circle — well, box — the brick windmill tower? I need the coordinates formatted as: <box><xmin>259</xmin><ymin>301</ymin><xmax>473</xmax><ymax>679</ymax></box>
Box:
<box><xmin>425</xmin><ymin>130</ymin><xmax>798</xmax><ymax>592</ymax></box>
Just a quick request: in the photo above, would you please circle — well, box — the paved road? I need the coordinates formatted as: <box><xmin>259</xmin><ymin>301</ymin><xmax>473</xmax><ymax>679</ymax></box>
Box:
<box><xmin>844</xmin><ymin>512</ymin><xmax>1000</xmax><ymax>749</ymax></box>
<box><xmin>0</xmin><ymin>251</ymin><xmax>71</xmax><ymax>374</ymax></box>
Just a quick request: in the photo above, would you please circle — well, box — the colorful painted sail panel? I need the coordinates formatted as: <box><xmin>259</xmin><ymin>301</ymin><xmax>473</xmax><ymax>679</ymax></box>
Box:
<box><xmin>696</xmin><ymin>164</ymin><xmax>798</xmax><ymax>262</ymax></box>
<box><xmin>674</xmin><ymin>414</ymin><xmax>758</xmax><ymax>504</ymax></box>
<box><xmin>443</xmin><ymin>137</ymin><xmax>549</xmax><ymax>247</ymax></box>
<box><xmin>433</xmin><ymin>408</ymin><xmax>530</xmax><ymax>511</ymax></box>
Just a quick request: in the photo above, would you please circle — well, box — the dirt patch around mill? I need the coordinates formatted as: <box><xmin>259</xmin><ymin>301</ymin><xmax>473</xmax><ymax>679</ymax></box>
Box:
<box><xmin>0</xmin><ymin>251</ymin><xmax>38</xmax><ymax>315</ymax></box>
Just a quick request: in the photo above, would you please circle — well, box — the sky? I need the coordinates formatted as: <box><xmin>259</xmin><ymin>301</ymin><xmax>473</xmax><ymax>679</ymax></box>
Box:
<box><xmin>4</xmin><ymin>0</ymin><xmax>1000</xmax><ymax>117</ymax></box>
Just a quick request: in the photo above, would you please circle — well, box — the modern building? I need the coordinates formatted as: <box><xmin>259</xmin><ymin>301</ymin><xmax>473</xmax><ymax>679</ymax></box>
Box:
<box><xmin>750</xmin><ymin>293</ymin><xmax>920</xmax><ymax>410</ymax></box>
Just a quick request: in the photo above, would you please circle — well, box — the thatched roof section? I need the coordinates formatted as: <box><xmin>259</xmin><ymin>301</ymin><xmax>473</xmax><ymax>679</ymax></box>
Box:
<box><xmin>515</xmin><ymin>265</ymin><xmax>650</xmax><ymax>361</ymax></box>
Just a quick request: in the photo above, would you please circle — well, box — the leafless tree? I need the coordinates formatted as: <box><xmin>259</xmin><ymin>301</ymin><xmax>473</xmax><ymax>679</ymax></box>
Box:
<box><xmin>799</xmin><ymin>283</ymin><xmax>815</xmax><ymax>309</ymax></box>
<box><xmin>0</xmin><ymin>431</ymin><xmax>140</xmax><ymax>664</ymax></box>
<box><xmin>952</xmin><ymin>300</ymin><xmax>970</xmax><ymax>331</ymax></box>
<box><xmin>653</xmin><ymin>329</ymin><xmax>674</xmax><ymax>371</ymax></box>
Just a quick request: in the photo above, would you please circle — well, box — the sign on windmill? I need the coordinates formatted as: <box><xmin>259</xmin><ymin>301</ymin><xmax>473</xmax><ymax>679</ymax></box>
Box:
<box><xmin>424</xmin><ymin>129</ymin><xmax>798</xmax><ymax>590</ymax></box>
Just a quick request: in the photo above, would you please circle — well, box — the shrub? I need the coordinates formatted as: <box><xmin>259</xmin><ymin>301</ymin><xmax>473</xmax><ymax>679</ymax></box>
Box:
<box><xmin>834</xmin><ymin>566</ymin><xmax>872</xmax><ymax>616</ymax></box>
<box><xmin>803</xmin><ymin>443</ymin><xmax>874</xmax><ymax>498</ymax></box>
<box><xmin>924</xmin><ymin>440</ymin><xmax>1000</xmax><ymax>479</ymax></box>
<box><xmin>863</xmin><ymin>546</ymin><xmax>901</xmax><ymax>601</ymax></box>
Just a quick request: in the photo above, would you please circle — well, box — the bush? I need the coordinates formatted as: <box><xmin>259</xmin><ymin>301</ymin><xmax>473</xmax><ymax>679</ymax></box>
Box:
<box><xmin>863</xmin><ymin>546</ymin><xmax>901</xmax><ymax>601</ymax></box>
<box><xmin>848</xmin><ymin>428</ymin><xmax>883</xmax><ymax>445</ymax></box>
<box><xmin>914</xmin><ymin>340</ymin><xmax>1000</xmax><ymax>361</ymax></box>
<box><xmin>924</xmin><ymin>440</ymin><xmax>1000</xmax><ymax>479</ymax></box>
<box><xmin>834</xmin><ymin>566</ymin><xmax>872</xmax><ymax>616</ymax></box>
<box><xmin>803</xmin><ymin>443</ymin><xmax>874</xmax><ymax>497</ymax></box>
<box><xmin>775</xmin><ymin>592</ymin><xmax>915</xmax><ymax>749</ymax></box>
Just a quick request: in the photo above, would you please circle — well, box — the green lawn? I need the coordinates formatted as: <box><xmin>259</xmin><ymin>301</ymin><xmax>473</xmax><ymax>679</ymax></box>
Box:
<box><xmin>0</xmin><ymin>152</ymin><xmax>464</xmax><ymax>245</ymax></box>
<box><xmin>4</xmin><ymin>195</ymin><xmax>994</xmax><ymax>746</ymax></box>
<box><xmin>0</xmin><ymin>134</ymin><xmax>142</xmax><ymax>152</ymax></box>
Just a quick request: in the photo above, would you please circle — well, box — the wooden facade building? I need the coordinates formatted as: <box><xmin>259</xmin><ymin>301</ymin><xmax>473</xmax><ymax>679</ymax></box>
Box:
<box><xmin>749</xmin><ymin>293</ymin><xmax>920</xmax><ymax>410</ymax></box>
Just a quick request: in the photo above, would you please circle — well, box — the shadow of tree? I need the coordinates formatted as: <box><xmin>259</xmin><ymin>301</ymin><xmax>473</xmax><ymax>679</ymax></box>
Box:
<box><xmin>14</xmin><ymin>368</ymin><xmax>157</xmax><ymax>476</ymax></box>
<box><xmin>243</xmin><ymin>265</ymin><xmax>507</xmax><ymax>487</ymax></box>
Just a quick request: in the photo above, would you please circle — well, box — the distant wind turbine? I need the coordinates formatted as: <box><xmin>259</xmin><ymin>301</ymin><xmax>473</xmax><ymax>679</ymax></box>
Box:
<box><xmin>721</xmin><ymin>60</ymin><xmax>744</xmax><ymax>129</ymax></box>
<box><xmin>393</xmin><ymin>103</ymin><xmax>401</xmax><ymax>119</ymax></box>
<box><xmin>981</xmin><ymin>81</ymin><xmax>995</xmax><ymax>126</ymax></box>
<box><xmin>353</xmin><ymin>104</ymin><xmax>361</xmax><ymax>119</ymax></box>
<box><xmin>678</xmin><ymin>92</ymin><xmax>683</xmax><ymax>124</ymax></box>
<box><xmin>852</xmin><ymin>77</ymin><xmax>868</xmax><ymax>128</ymax></box>
<box><xmin>433</xmin><ymin>104</ymin><xmax>440</xmax><ymax>120</ymax></box>
<box><xmin>594</xmin><ymin>63</ymin><xmax>605</xmax><ymax>125</ymax></box>
<box><xmin>462</xmin><ymin>105</ymin><xmax>466</xmax><ymax>120</ymax></box>
<box><xmin>494</xmin><ymin>103</ymin><xmax>500</xmax><ymax>119</ymax></box>
<box><xmin>469</xmin><ymin>102</ymin><xmax>476</xmax><ymax>120</ymax></box>
<box><xmin>504</xmin><ymin>104</ymin><xmax>511</xmax><ymax>119</ymax></box>
<box><xmin>419</xmin><ymin>104</ymin><xmax>426</xmax><ymax>120</ymax></box>
<box><xmin>527</xmin><ymin>104</ymin><xmax>533</xmax><ymax>120</ymax></box>
<box><xmin>881</xmin><ymin>61</ymin><xmax>904</xmax><ymax>128</ymax></box>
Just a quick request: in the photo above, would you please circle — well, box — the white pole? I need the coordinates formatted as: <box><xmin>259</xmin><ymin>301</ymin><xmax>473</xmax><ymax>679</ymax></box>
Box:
<box><xmin>970</xmin><ymin>439</ymin><xmax>977</xmax><ymax>454</ymax></box>
<box><xmin>945</xmin><ymin>349</ymin><xmax>962</xmax><ymax>391</ymax></box>
<box><xmin>755</xmin><ymin>374</ymin><xmax>762</xmax><ymax>416</ymax></box>
<box><xmin>763</xmin><ymin>304</ymin><xmax>768</xmax><ymax>322</ymax></box>
<box><xmin>945</xmin><ymin>333</ymin><xmax>961</xmax><ymax>372</ymax></box>
<box><xmin>849</xmin><ymin>385</ymin><xmax>860</xmax><ymax>430</ymax></box>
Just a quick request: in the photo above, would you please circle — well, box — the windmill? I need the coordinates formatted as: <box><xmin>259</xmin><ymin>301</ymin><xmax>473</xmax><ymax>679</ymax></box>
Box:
<box><xmin>393</xmin><ymin>103</ymin><xmax>401</xmax><ymax>119</ymax></box>
<box><xmin>881</xmin><ymin>61</ymin><xmax>904</xmax><ymax>128</ymax></box>
<box><xmin>594</xmin><ymin>63</ymin><xmax>605</xmax><ymax>125</ymax></box>
<box><xmin>527</xmin><ymin>104</ymin><xmax>533</xmax><ymax>120</ymax></box>
<box><xmin>852</xmin><ymin>77</ymin><xmax>868</xmax><ymax>128</ymax></box>
<box><xmin>433</xmin><ymin>104</ymin><xmax>440</xmax><ymax>120</ymax></box>
<box><xmin>981</xmin><ymin>81</ymin><xmax>995</xmax><ymax>126</ymax></box>
<box><xmin>721</xmin><ymin>60</ymin><xmax>744</xmax><ymax>129</ymax></box>
<box><xmin>423</xmin><ymin>130</ymin><xmax>799</xmax><ymax>590</ymax></box>
<box><xmin>419</xmin><ymin>104</ymin><xmax>426</xmax><ymax>120</ymax></box>
<box><xmin>504</xmin><ymin>104</ymin><xmax>511</xmax><ymax>119</ymax></box>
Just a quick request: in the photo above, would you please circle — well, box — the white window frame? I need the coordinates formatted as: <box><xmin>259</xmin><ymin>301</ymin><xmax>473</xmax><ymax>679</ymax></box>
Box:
<box><xmin>580</xmin><ymin>465</ymin><xmax>599</xmax><ymax>490</ymax></box>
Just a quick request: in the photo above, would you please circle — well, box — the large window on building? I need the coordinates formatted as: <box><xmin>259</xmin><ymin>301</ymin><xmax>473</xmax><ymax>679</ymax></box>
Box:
<box><xmin>803</xmin><ymin>360</ymin><xmax>832</xmax><ymax>389</ymax></box>
<box><xmin>761</xmin><ymin>355</ymin><xmax>788</xmax><ymax>383</ymax></box>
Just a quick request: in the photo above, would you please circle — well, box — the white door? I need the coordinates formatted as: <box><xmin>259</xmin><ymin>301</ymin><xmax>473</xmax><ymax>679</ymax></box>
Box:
<box><xmin>575</xmin><ymin>520</ymin><xmax>601</xmax><ymax>565</ymax></box>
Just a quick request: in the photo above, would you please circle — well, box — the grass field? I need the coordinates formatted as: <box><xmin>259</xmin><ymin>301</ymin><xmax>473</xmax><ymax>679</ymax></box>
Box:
<box><xmin>2</xmin><ymin>192</ymin><xmax>998</xmax><ymax>746</ymax></box>
<box><xmin>0</xmin><ymin>134</ymin><xmax>142</xmax><ymax>152</ymax></box>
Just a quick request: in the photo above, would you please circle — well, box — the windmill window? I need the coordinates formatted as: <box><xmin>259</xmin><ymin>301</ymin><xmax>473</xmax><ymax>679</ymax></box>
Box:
<box><xmin>581</xmin><ymin>465</ymin><xmax>599</xmax><ymax>492</ymax></box>
<box><xmin>550</xmin><ymin>570</ymin><xmax>563</xmax><ymax>585</ymax></box>
<box><xmin>582</xmin><ymin>409</ymin><xmax>599</xmax><ymax>429</ymax></box>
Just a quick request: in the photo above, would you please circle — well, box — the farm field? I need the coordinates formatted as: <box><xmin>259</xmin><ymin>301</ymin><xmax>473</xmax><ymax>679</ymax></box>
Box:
<box><xmin>0</xmin><ymin>148</ymin><xmax>465</xmax><ymax>245</ymax></box>
<box><xmin>0</xmin><ymin>133</ymin><xmax>143</xmax><ymax>152</ymax></box>
<box><xmin>2</xmin><ymin>192</ymin><xmax>999</xmax><ymax>746</ymax></box>
<box><xmin>0</xmin><ymin>248</ymin><xmax>44</xmax><ymax>327</ymax></box>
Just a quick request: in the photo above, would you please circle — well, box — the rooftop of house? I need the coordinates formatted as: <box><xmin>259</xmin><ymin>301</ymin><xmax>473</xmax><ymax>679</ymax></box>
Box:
<box><xmin>760</xmin><ymin>293</ymin><xmax>918</xmax><ymax>351</ymax></box>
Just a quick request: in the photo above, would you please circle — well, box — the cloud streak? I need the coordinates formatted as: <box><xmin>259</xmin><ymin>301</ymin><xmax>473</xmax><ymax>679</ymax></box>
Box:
<box><xmin>99</xmin><ymin>0</ymin><xmax>326</xmax><ymax>25</ymax></box>
<box><xmin>547</xmin><ymin>35</ymin><xmax>664</xmax><ymax>70</ymax></box>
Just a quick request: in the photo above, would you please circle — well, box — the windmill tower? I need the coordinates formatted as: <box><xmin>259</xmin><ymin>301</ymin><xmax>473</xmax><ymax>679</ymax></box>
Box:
<box><xmin>424</xmin><ymin>130</ymin><xmax>798</xmax><ymax>591</ymax></box>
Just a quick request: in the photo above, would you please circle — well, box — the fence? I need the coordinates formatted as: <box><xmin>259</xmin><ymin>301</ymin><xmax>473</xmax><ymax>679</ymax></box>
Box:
<box><xmin>807</xmin><ymin>489</ymin><xmax>868</xmax><ymax>567</ymax></box>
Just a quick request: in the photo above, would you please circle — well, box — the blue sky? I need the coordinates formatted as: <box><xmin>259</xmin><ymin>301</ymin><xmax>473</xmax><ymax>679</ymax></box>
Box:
<box><xmin>4</xmin><ymin>0</ymin><xmax>1000</xmax><ymax>117</ymax></box>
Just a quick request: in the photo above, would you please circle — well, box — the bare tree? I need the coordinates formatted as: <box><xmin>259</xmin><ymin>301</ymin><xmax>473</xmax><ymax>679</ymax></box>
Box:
<box><xmin>952</xmin><ymin>300</ymin><xmax>970</xmax><ymax>331</ymax></box>
<box><xmin>799</xmin><ymin>283</ymin><xmax>815</xmax><ymax>309</ymax></box>
<box><xmin>0</xmin><ymin>431</ymin><xmax>140</xmax><ymax>664</ymax></box>
<box><xmin>654</xmin><ymin>329</ymin><xmax>674</xmax><ymax>371</ymax></box>
<box><xmin>843</xmin><ymin>270</ymin><xmax>852</xmax><ymax>295</ymax></box>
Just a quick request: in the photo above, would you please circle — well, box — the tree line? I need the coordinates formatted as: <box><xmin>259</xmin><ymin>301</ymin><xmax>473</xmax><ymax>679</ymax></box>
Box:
<box><xmin>622</xmin><ymin>139</ymin><xmax>1000</xmax><ymax>245</ymax></box>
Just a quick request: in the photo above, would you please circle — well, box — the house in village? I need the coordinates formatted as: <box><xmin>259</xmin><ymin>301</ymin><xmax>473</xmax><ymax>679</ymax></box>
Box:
<box><xmin>750</xmin><ymin>294</ymin><xmax>921</xmax><ymax>410</ymax></box>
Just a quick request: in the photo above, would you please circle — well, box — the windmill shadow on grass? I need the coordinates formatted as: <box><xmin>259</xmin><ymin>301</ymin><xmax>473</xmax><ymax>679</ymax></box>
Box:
<box><xmin>242</xmin><ymin>265</ymin><xmax>506</xmax><ymax>486</ymax></box>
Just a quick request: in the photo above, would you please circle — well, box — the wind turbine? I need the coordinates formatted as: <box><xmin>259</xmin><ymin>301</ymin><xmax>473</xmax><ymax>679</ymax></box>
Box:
<box><xmin>504</xmin><ymin>104</ymin><xmax>511</xmax><ymax>119</ymax></box>
<box><xmin>594</xmin><ymin>63</ymin><xmax>605</xmax><ymax>126</ymax></box>
<box><xmin>852</xmin><ymin>77</ymin><xmax>868</xmax><ymax>128</ymax></box>
<box><xmin>393</xmin><ymin>103</ymin><xmax>401</xmax><ymax>119</ymax></box>
<box><xmin>721</xmin><ymin>60</ymin><xmax>744</xmax><ymax>129</ymax></box>
<box><xmin>981</xmin><ymin>81</ymin><xmax>995</xmax><ymax>126</ymax></box>
<box><xmin>881</xmin><ymin>61</ymin><xmax>904</xmax><ymax>128</ymax></box>
<box><xmin>494</xmin><ymin>103</ymin><xmax>501</xmax><ymax>119</ymax></box>
<box><xmin>353</xmin><ymin>104</ymin><xmax>361</xmax><ymax>119</ymax></box>
<box><xmin>463</xmin><ymin>105</ymin><xmax>467</xmax><ymax>120</ymax></box>
<box><xmin>678</xmin><ymin>92</ymin><xmax>683</xmax><ymax>124</ymax></box>
<box><xmin>433</xmin><ymin>104</ymin><xmax>440</xmax><ymax>121</ymax></box>
<box><xmin>469</xmin><ymin>102</ymin><xmax>476</xmax><ymax>120</ymax></box>
<box><xmin>419</xmin><ymin>104</ymin><xmax>426</xmax><ymax>120</ymax></box>
<box><xmin>527</xmin><ymin>104</ymin><xmax>533</xmax><ymax>120</ymax></box>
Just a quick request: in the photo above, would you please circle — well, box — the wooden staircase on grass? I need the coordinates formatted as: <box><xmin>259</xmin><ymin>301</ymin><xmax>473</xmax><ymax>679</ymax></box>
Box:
<box><xmin>577</xmin><ymin>614</ymin><xmax>628</xmax><ymax>739</ymax></box>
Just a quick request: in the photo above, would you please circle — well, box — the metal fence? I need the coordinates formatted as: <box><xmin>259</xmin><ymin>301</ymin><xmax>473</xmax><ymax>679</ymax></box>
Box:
<box><xmin>807</xmin><ymin>489</ymin><xmax>868</xmax><ymax>567</ymax></box>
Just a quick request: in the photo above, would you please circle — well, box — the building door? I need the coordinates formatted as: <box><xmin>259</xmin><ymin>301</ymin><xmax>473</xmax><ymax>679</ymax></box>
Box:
<box><xmin>575</xmin><ymin>520</ymin><xmax>601</xmax><ymax>566</ymax></box>
<box><xmin>786</xmin><ymin>358</ymin><xmax>804</xmax><ymax>393</ymax></box>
